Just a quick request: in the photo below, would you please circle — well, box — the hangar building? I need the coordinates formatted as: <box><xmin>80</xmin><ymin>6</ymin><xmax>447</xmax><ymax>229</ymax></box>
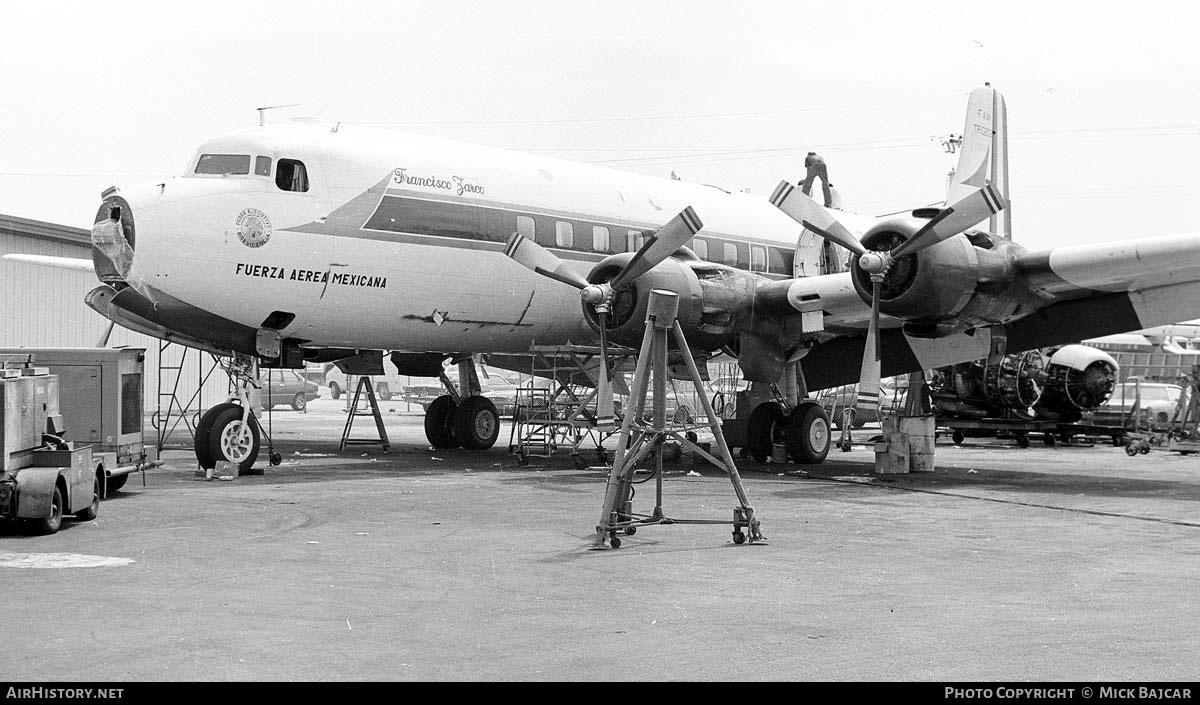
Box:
<box><xmin>1</xmin><ymin>212</ymin><xmax>233</xmax><ymax>449</ymax></box>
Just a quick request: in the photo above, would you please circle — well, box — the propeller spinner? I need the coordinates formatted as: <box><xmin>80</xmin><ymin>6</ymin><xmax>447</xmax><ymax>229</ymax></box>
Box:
<box><xmin>505</xmin><ymin>206</ymin><xmax>704</xmax><ymax>430</ymax></box>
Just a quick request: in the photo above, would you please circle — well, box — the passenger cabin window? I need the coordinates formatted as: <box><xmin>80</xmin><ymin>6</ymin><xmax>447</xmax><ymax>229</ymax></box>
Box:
<box><xmin>276</xmin><ymin>159</ymin><xmax>309</xmax><ymax>192</ymax></box>
<box><xmin>592</xmin><ymin>226</ymin><xmax>610</xmax><ymax>252</ymax></box>
<box><xmin>693</xmin><ymin>238</ymin><xmax>708</xmax><ymax>261</ymax></box>
<box><xmin>555</xmin><ymin>221</ymin><xmax>574</xmax><ymax>248</ymax></box>
<box><xmin>516</xmin><ymin>216</ymin><xmax>535</xmax><ymax>239</ymax></box>
<box><xmin>750</xmin><ymin>245</ymin><xmax>767</xmax><ymax>272</ymax></box>
<box><xmin>769</xmin><ymin>247</ymin><xmax>793</xmax><ymax>275</ymax></box>
<box><xmin>195</xmin><ymin>154</ymin><xmax>251</xmax><ymax>175</ymax></box>
<box><xmin>722</xmin><ymin>242</ymin><xmax>738</xmax><ymax>266</ymax></box>
<box><xmin>627</xmin><ymin>230</ymin><xmax>644</xmax><ymax>253</ymax></box>
<box><xmin>255</xmin><ymin>156</ymin><xmax>272</xmax><ymax>177</ymax></box>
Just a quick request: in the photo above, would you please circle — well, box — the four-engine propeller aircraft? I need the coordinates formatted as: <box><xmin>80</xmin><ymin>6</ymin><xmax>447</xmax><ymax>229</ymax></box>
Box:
<box><xmin>10</xmin><ymin>83</ymin><xmax>1200</xmax><ymax>473</ymax></box>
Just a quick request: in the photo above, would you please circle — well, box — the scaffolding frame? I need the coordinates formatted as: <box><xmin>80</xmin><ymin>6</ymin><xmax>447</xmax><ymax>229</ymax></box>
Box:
<box><xmin>508</xmin><ymin>344</ymin><xmax>635</xmax><ymax>467</ymax></box>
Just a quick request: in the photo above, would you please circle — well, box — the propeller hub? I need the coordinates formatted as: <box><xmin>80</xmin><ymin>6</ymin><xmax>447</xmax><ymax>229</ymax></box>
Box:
<box><xmin>859</xmin><ymin>251</ymin><xmax>891</xmax><ymax>276</ymax></box>
<box><xmin>581</xmin><ymin>283</ymin><xmax>611</xmax><ymax>308</ymax></box>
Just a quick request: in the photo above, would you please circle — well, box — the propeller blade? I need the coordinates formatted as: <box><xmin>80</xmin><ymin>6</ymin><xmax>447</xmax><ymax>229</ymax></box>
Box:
<box><xmin>608</xmin><ymin>206</ymin><xmax>703</xmax><ymax>291</ymax></box>
<box><xmin>595</xmin><ymin>311</ymin><xmax>615</xmax><ymax>432</ymax></box>
<box><xmin>855</xmin><ymin>279</ymin><xmax>883</xmax><ymax>420</ymax></box>
<box><xmin>769</xmin><ymin>180</ymin><xmax>866</xmax><ymax>256</ymax></box>
<box><xmin>890</xmin><ymin>184</ymin><xmax>1006</xmax><ymax>259</ymax></box>
<box><xmin>504</xmin><ymin>233</ymin><xmax>590</xmax><ymax>290</ymax></box>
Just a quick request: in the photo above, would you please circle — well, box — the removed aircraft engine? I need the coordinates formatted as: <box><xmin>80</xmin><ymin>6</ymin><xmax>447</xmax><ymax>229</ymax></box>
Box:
<box><xmin>927</xmin><ymin>344</ymin><xmax>1118</xmax><ymax>423</ymax></box>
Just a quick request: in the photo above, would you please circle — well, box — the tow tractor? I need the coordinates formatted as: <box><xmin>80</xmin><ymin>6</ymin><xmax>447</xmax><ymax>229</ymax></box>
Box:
<box><xmin>0</xmin><ymin>366</ymin><xmax>105</xmax><ymax>534</ymax></box>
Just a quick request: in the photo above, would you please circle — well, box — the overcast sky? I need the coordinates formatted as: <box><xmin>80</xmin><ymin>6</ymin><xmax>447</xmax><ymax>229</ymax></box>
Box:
<box><xmin>2</xmin><ymin>0</ymin><xmax>1197</xmax><ymax>248</ymax></box>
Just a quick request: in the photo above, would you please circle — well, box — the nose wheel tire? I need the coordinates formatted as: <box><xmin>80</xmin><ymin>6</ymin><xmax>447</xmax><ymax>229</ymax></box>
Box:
<box><xmin>207</xmin><ymin>406</ymin><xmax>261</xmax><ymax>474</ymax></box>
<box><xmin>194</xmin><ymin>402</ymin><xmax>242</xmax><ymax>469</ymax></box>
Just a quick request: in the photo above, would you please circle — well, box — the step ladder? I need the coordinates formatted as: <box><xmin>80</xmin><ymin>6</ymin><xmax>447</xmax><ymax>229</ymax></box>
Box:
<box><xmin>509</xmin><ymin>386</ymin><xmax>555</xmax><ymax>464</ymax></box>
<box><xmin>339</xmin><ymin>376</ymin><xmax>391</xmax><ymax>453</ymax></box>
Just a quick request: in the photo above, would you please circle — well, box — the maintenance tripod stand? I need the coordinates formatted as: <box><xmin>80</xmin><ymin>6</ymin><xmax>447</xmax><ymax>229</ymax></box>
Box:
<box><xmin>592</xmin><ymin>289</ymin><xmax>765</xmax><ymax>549</ymax></box>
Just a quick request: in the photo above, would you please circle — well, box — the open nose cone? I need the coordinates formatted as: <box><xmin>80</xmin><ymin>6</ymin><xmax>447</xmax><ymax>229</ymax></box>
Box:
<box><xmin>91</xmin><ymin>195</ymin><xmax>135</xmax><ymax>282</ymax></box>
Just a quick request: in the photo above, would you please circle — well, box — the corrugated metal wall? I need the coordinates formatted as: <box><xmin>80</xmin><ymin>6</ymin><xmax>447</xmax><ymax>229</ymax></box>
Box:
<box><xmin>1</xmin><ymin>226</ymin><xmax>235</xmax><ymax>449</ymax></box>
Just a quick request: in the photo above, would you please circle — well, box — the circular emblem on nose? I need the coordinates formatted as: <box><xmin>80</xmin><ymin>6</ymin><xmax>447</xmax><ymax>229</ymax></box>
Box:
<box><xmin>236</xmin><ymin>208</ymin><xmax>272</xmax><ymax>248</ymax></box>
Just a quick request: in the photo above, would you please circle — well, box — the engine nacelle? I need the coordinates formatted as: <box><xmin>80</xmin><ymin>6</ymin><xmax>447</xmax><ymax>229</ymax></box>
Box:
<box><xmin>584</xmin><ymin>254</ymin><xmax>757</xmax><ymax>352</ymax></box>
<box><xmin>849</xmin><ymin>216</ymin><xmax>1022</xmax><ymax>336</ymax></box>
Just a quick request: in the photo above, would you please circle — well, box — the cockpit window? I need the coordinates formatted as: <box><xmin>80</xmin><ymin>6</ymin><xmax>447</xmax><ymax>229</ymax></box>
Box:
<box><xmin>195</xmin><ymin>154</ymin><xmax>251</xmax><ymax>175</ymax></box>
<box><xmin>276</xmin><ymin>159</ymin><xmax>309</xmax><ymax>192</ymax></box>
<box><xmin>254</xmin><ymin>156</ymin><xmax>272</xmax><ymax>177</ymax></box>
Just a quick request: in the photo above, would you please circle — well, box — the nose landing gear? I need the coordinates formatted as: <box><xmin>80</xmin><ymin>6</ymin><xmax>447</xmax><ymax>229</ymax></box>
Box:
<box><xmin>194</xmin><ymin>356</ymin><xmax>275</xmax><ymax>475</ymax></box>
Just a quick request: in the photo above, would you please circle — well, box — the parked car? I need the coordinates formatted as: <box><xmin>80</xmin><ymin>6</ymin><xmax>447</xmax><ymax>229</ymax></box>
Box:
<box><xmin>615</xmin><ymin>377</ymin><xmax>701</xmax><ymax>423</ymax></box>
<box><xmin>403</xmin><ymin>371</ymin><xmax>525</xmax><ymax>417</ymax></box>
<box><xmin>816</xmin><ymin>378</ymin><xmax>905</xmax><ymax>429</ymax></box>
<box><xmin>325</xmin><ymin>369</ymin><xmax>407</xmax><ymax>401</ymax></box>
<box><xmin>1090</xmin><ymin>382</ymin><xmax>1182</xmax><ymax>430</ymax></box>
<box><xmin>261</xmin><ymin>369</ymin><xmax>321</xmax><ymax>411</ymax></box>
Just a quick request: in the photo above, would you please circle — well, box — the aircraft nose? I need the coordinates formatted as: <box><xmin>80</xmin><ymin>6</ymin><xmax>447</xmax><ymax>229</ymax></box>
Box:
<box><xmin>92</xmin><ymin>193</ymin><xmax>136</xmax><ymax>284</ymax></box>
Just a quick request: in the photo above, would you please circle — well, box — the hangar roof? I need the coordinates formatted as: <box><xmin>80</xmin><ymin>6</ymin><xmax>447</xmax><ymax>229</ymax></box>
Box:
<box><xmin>0</xmin><ymin>213</ymin><xmax>89</xmax><ymax>247</ymax></box>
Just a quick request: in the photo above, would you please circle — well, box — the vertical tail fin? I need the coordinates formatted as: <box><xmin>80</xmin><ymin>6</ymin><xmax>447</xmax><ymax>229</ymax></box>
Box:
<box><xmin>947</xmin><ymin>83</ymin><xmax>1011</xmax><ymax>239</ymax></box>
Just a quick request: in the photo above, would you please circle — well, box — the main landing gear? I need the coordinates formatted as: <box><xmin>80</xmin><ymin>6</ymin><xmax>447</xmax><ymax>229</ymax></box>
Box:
<box><xmin>743</xmin><ymin>399</ymin><xmax>831</xmax><ymax>464</ymax></box>
<box><xmin>424</xmin><ymin>395</ymin><xmax>501</xmax><ymax>450</ymax></box>
<box><xmin>422</xmin><ymin>357</ymin><xmax>502</xmax><ymax>451</ymax></box>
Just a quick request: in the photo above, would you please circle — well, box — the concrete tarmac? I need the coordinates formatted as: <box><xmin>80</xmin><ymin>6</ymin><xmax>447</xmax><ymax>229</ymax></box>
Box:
<box><xmin>3</xmin><ymin>398</ymin><xmax>1199</xmax><ymax>682</ymax></box>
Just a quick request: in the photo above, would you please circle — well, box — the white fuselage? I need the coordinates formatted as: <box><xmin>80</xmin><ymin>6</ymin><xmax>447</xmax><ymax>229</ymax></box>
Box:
<box><xmin>117</xmin><ymin>121</ymin><xmax>864</xmax><ymax>354</ymax></box>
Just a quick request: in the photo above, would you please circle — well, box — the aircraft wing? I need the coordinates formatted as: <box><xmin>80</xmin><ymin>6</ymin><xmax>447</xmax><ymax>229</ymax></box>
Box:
<box><xmin>773</xmin><ymin>228</ymin><xmax>1200</xmax><ymax>393</ymax></box>
<box><xmin>3</xmin><ymin>253</ymin><xmax>96</xmax><ymax>272</ymax></box>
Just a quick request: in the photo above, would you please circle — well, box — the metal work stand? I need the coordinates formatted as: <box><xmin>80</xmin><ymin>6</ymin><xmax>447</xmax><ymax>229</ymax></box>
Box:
<box><xmin>592</xmin><ymin>289</ymin><xmax>765</xmax><ymax>549</ymax></box>
<box><xmin>509</xmin><ymin>344</ymin><xmax>634</xmax><ymax>467</ymax></box>
<box><xmin>339</xmin><ymin>376</ymin><xmax>390</xmax><ymax>453</ymax></box>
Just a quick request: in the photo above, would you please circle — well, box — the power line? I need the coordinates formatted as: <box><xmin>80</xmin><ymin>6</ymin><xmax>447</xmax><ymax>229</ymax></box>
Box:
<box><xmin>0</xmin><ymin>123</ymin><xmax>1192</xmax><ymax>178</ymax></box>
<box><xmin>345</xmin><ymin>93</ymin><xmax>966</xmax><ymax>127</ymax></box>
